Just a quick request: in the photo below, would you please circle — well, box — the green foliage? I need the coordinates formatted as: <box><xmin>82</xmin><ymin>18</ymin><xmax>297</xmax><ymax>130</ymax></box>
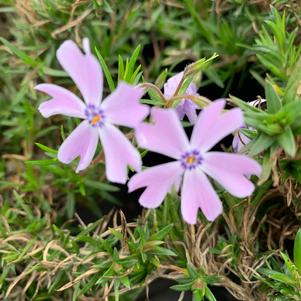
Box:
<box><xmin>253</xmin><ymin>7</ymin><xmax>301</xmax><ymax>81</ymax></box>
<box><xmin>259</xmin><ymin>230</ymin><xmax>301</xmax><ymax>300</ymax></box>
<box><xmin>1</xmin><ymin>1</ymin><xmax>301</xmax><ymax>300</ymax></box>
<box><xmin>231</xmin><ymin>59</ymin><xmax>301</xmax><ymax>160</ymax></box>
<box><xmin>171</xmin><ymin>265</ymin><xmax>218</xmax><ymax>301</ymax></box>
<box><xmin>0</xmin><ymin>194</ymin><xmax>178</xmax><ymax>300</ymax></box>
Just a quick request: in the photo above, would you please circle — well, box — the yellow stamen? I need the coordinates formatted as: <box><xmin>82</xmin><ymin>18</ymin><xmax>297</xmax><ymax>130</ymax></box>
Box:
<box><xmin>186</xmin><ymin>155</ymin><xmax>196</xmax><ymax>165</ymax></box>
<box><xmin>91</xmin><ymin>114</ymin><xmax>101</xmax><ymax>125</ymax></box>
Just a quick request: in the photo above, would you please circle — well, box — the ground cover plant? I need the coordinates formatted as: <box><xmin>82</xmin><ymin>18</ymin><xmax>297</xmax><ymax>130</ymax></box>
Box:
<box><xmin>1</xmin><ymin>1</ymin><xmax>301</xmax><ymax>300</ymax></box>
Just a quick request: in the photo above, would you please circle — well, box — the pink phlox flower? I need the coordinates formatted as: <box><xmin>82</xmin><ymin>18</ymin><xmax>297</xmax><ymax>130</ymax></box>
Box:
<box><xmin>128</xmin><ymin>100</ymin><xmax>262</xmax><ymax>224</ymax></box>
<box><xmin>232</xmin><ymin>99</ymin><xmax>266</xmax><ymax>152</ymax></box>
<box><xmin>36</xmin><ymin>38</ymin><xmax>149</xmax><ymax>184</ymax></box>
<box><xmin>164</xmin><ymin>72</ymin><xmax>199</xmax><ymax>124</ymax></box>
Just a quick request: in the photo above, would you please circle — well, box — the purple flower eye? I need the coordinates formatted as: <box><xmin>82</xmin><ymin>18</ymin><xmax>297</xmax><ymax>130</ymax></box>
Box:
<box><xmin>36</xmin><ymin>38</ymin><xmax>149</xmax><ymax>183</ymax></box>
<box><xmin>180</xmin><ymin>150</ymin><xmax>203</xmax><ymax>170</ymax></box>
<box><xmin>129</xmin><ymin>100</ymin><xmax>262</xmax><ymax>224</ymax></box>
<box><xmin>85</xmin><ymin>104</ymin><xmax>106</xmax><ymax>128</ymax></box>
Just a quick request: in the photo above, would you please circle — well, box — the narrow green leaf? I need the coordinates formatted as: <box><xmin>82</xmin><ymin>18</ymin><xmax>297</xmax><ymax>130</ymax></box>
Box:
<box><xmin>151</xmin><ymin>224</ymin><xmax>173</xmax><ymax>240</ymax></box>
<box><xmin>26</xmin><ymin>159</ymin><xmax>57</xmax><ymax>166</ymax></box>
<box><xmin>120</xmin><ymin>276</ymin><xmax>131</xmax><ymax>289</ymax></box>
<box><xmin>284</xmin><ymin>54</ymin><xmax>301</xmax><ymax>103</ymax></box>
<box><xmin>114</xmin><ymin>279</ymin><xmax>120</xmax><ymax>301</ymax></box>
<box><xmin>249</xmin><ymin>133</ymin><xmax>274</xmax><ymax>156</ymax></box>
<box><xmin>94</xmin><ymin>47</ymin><xmax>115</xmax><ymax>92</ymax></box>
<box><xmin>149</xmin><ymin>246</ymin><xmax>177</xmax><ymax>257</ymax></box>
<box><xmin>205</xmin><ymin>287</ymin><xmax>217</xmax><ymax>301</ymax></box>
<box><xmin>85</xmin><ymin>180</ymin><xmax>119</xmax><ymax>192</ymax></box>
<box><xmin>293</xmin><ymin>229</ymin><xmax>301</xmax><ymax>272</ymax></box>
<box><xmin>0</xmin><ymin>37</ymin><xmax>40</xmax><ymax>67</ymax></box>
<box><xmin>258</xmin><ymin>151</ymin><xmax>272</xmax><ymax>184</ymax></box>
<box><xmin>265</xmin><ymin>82</ymin><xmax>282</xmax><ymax>113</ymax></box>
<box><xmin>170</xmin><ymin>282</ymin><xmax>193</xmax><ymax>291</ymax></box>
<box><xmin>155</xmin><ymin>69</ymin><xmax>168</xmax><ymax>88</ymax></box>
<box><xmin>35</xmin><ymin>143</ymin><xmax>58</xmax><ymax>154</ymax></box>
<box><xmin>192</xmin><ymin>290</ymin><xmax>203</xmax><ymax>301</ymax></box>
<box><xmin>260</xmin><ymin>268</ymin><xmax>295</xmax><ymax>285</ymax></box>
<box><xmin>277</xmin><ymin>127</ymin><xmax>296</xmax><ymax>157</ymax></box>
<box><xmin>124</xmin><ymin>44</ymin><xmax>141</xmax><ymax>81</ymax></box>
<box><xmin>117</xmin><ymin>55</ymin><xmax>124</xmax><ymax>83</ymax></box>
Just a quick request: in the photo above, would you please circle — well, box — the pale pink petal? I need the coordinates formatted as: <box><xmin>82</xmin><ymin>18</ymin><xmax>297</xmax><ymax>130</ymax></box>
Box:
<box><xmin>191</xmin><ymin>100</ymin><xmax>244</xmax><ymax>152</ymax></box>
<box><xmin>203</xmin><ymin>152</ymin><xmax>262</xmax><ymax>176</ymax></box>
<box><xmin>163</xmin><ymin>72</ymin><xmax>184</xmax><ymax>98</ymax></box>
<box><xmin>185</xmin><ymin>101</ymin><xmax>198</xmax><ymax>124</ymax></box>
<box><xmin>202</xmin><ymin>161</ymin><xmax>257</xmax><ymax>198</ymax></box>
<box><xmin>99</xmin><ymin>124</ymin><xmax>141</xmax><ymax>184</ymax></box>
<box><xmin>36</xmin><ymin>84</ymin><xmax>85</xmax><ymax>118</ymax></box>
<box><xmin>58</xmin><ymin>120</ymin><xmax>98</xmax><ymax>173</ymax></box>
<box><xmin>181</xmin><ymin>170</ymin><xmax>222</xmax><ymax>224</ymax></box>
<box><xmin>135</xmin><ymin>108</ymin><xmax>190</xmax><ymax>159</ymax></box>
<box><xmin>232</xmin><ymin>130</ymin><xmax>250</xmax><ymax>152</ymax></box>
<box><xmin>128</xmin><ymin>161</ymin><xmax>183</xmax><ymax>208</ymax></box>
<box><xmin>57</xmin><ymin>39</ymin><xmax>103</xmax><ymax>106</ymax></box>
<box><xmin>175</xmin><ymin>102</ymin><xmax>186</xmax><ymax>120</ymax></box>
<box><xmin>101</xmin><ymin>82</ymin><xmax>149</xmax><ymax>128</ymax></box>
<box><xmin>164</xmin><ymin>72</ymin><xmax>199</xmax><ymax>125</ymax></box>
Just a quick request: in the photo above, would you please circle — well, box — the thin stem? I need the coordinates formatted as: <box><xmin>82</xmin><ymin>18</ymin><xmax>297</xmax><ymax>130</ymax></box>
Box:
<box><xmin>139</xmin><ymin>82</ymin><xmax>166</xmax><ymax>102</ymax></box>
<box><xmin>166</xmin><ymin>94</ymin><xmax>211</xmax><ymax>108</ymax></box>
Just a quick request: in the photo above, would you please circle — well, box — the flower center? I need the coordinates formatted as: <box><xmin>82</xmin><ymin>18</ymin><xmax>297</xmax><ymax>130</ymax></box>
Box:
<box><xmin>85</xmin><ymin>104</ymin><xmax>106</xmax><ymax>128</ymax></box>
<box><xmin>180</xmin><ymin>149</ymin><xmax>203</xmax><ymax>170</ymax></box>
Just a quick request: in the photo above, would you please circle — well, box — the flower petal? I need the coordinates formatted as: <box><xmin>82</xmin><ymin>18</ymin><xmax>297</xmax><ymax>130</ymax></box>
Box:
<box><xmin>191</xmin><ymin>100</ymin><xmax>244</xmax><ymax>152</ymax></box>
<box><xmin>164</xmin><ymin>72</ymin><xmax>199</xmax><ymax>125</ymax></box>
<box><xmin>203</xmin><ymin>152</ymin><xmax>262</xmax><ymax>176</ymax></box>
<box><xmin>36</xmin><ymin>84</ymin><xmax>86</xmax><ymax>118</ymax></box>
<box><xmin>175</xmin><ymin>102</ymin><xmax>186</xmax><ymax>120</ymax></box>
<box><xmin>176</xmin><ymin>100</ymin><xmax>198</xmax><ymax>124</ymax></box>
<box><xmin>185</xmin><ymin>101</ymin><xmax>198</xmax><ymax>124</ymax></box>
<box><xmin>101</xmin><ymin>82</ymin><xmax>149</xmax><ymax>128</ymax></box>
<box><xmin>136</xmin><ymin>108</ymin><xmax>190</xmax><ymax>159</ymax></box>
<box><xmin>202</xmin><ymin>159</ymin><xmax>257</xmax><ymax>198</ymax></box>
<box><xmin>163</xmin><ymin>72</ymin><xmax>184</xmax><ymax>98</ymax></box>
<box><xmin>232</xmin><ymin>128</ymin><xmax>252</xmax><ymax>152</ymax></box>
<box><xmin>128</xmin><ymin>161</ymin><xmax>183</xmax><ymax>208</ymax></box>
<box><xmin>57</xmin><ymin>38</ymin><xmax>103</xmax><ymax>106</ymax></box>
<box><xmin>181</xmin><ymin>170</ymin><xmax>222</xmax><ymax>224</ymax></box>
<box><xmin>99</xmin><ymin>124</ymin><xmax>141</xmax><ymax>184</ymax></box>
<box><xmin>58</xmin><ymin>120</ymin><xmax>98</xmax><ymax>173</ymax></box>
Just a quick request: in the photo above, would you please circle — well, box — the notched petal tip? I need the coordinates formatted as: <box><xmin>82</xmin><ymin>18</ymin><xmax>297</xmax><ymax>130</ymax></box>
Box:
<box><xmin>34</xmin><ymin>83</ymin><xmax>51</xmax><ymax>94</ymax></box>
<box><xmin>182</xmin><ymin>214</ymin><xmax>197</xmax><ymax>225</ymax></box>
<box><xmin>75</xmin><ymin>165</ymin><xmax>84</xmax><ymax>174</ymax></box>
<box><xmin>56</xmin><ymin>39</ymin><xmax>103</xmax><ymax>106</ymax></box>
<box><xmin>82</xmin><ymin>37</ymin><xmax>91</xmax><ymax>54</ymax></box>
<box><xmin>135</xmin><ymin>125</ymin><xmax>148</xmax><ymax>146</ymax></box>
<box><xmin>38</xmin><ymin>102</ymin><xmax>50</xmax><ymax>118</ymax></box>
<box><xmin>231</xmin><ymin>107</ymin><xmax>244</xmax><ymax>126</ymax></box>
<box><xmin>138</xmin><ymin>198</ymin><xmax>157</xmax><ymax>209</ymax></box>
<box><xmin>57</xmin><ymin>149</ymin><xmax>70</xmax><ymax>164</ymax></box>
<box><xmin>213</xmin><ymin>98</ymin><xmax>226</xmax><ymax>108</ymax></box>
<box><xmin>106</xmin><ymin>172</ymin><xmax>127</xmax><ymax>185</ymax></box>
<box><xmin>57</xmin><ymin>39</ymin><xmax>75</xmax><ymax>52</ymax></box>
<box><xmin>127</xmin><ymin>173</ymin><xmax>141</xmax><ymax>193</ymax></box>
<box><xmin>253</xmin><ymin>161</ymin><xmax>262</xmax><ymax>177</ymax></box>
<box><xmin>206</xmin><ymin>206</ymin><xmax>222</xmax><ymax>222</ymax></box>
<box><xmin>34</xmin><ymin>83</ymin><xmax>45</xmax><ymax>91</ymax></box>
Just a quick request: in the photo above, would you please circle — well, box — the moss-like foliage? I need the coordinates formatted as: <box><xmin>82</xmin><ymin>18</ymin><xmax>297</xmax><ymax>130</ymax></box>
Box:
<box><xmin>1</xmin><ymin>1</ymin><xmax>301</xmax><ymax>300</ymax></box>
